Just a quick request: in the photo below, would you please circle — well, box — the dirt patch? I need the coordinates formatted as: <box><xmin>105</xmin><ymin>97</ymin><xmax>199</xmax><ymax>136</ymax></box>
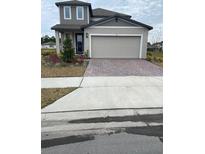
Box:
<box><xmin>41</xmin><ymin>65</ymin><xmax>87</xmax><ymax>77</ymax></box>
<box><xmin>41</xmin><ymin>88</ymin><xmax>77</xmax><ymax>108</ymax></box>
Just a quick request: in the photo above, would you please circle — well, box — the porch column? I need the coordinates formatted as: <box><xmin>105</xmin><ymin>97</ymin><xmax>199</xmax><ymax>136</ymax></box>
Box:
<box><xmin>61</xmin><ymin>32</ymin><xmax>65</xmax><ymax>51</ymax></box>
<box><xmin>72</xmin><ymin>32</ymin><xmax>76</xmax><ymax>52</ymax></box>
<box><xmin>55</xmin><ymin>31</ymin><xmax>60</xmax><ymax>54</ymax></box>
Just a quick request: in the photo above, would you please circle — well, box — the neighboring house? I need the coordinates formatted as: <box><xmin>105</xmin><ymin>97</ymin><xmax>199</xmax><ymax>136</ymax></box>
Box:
<box><xmin>147</xmin><ymin>42</ymin><xmax>153</xmax><ymax>50</ymax></box>
<box><xmin>41</xmin><ymin>42</ymin><xmax>56</xmax><ymax>49</ymax></box>
<box><xmin>153</xmin><ymin>41</ymin><xmax>163</xmax><ymax>51</ymax></box>
<box><xmin>147</xmin><ymin>41</ymin><xmax>163</xmax><ymax>52</ymax></box>
<box><xmin>51</xmin><ymin>0</ymin><xmax>153</xmax><ymax>58</ymax></box>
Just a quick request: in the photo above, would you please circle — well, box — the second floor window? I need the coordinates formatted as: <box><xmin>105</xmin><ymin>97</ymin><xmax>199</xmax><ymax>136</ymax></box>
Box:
<box><xmin>76</xmin><ymin>6</ymin><xmax>84</xmax><ymax>20</ymax></box>
<box><xmin>64</xmin><ymin>6</ymin><xmax>71</xmax><ymax>19</ymax></box>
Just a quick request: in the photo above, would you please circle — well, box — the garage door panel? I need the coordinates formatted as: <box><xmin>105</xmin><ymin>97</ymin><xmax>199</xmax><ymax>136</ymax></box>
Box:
<box><xmin>91</xmin><ymin>36</ymin><xmax>141</xmax><ymax>58</ymax></box>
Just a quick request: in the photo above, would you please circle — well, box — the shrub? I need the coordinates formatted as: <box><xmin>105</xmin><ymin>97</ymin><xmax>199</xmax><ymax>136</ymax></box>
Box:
<box><xmin>62</xmin><ymin>37</ymin><xmax>74</xmax><ymax>62</ymax></box>
<box><xmin>78</xmin><ymin>55</ymin><xmax>84</xmax><ymax>64</ymax></box>
<box><xmin>159</xmin><ymin>48</ymin><xmax>163</xmax><ymax>52</ymax></box>
<box><xmin>147</xmin><ymin>52</ymin><xmax>153</xmax><ymax>57</ymax></box>
<box><xmin>146</xmin><ymin>56</ymin><xmax>152</xmax><ymax>61</ymax></box>
<box><xmin>153</xmin><ymin>56</ymin><xmax>158</xmax><ymax>62</ymax></box>
<box><xmin>48</xmin><ymin>53</ymin><xmax>61</xmax><ymax>64</ymax></box>
<box><xmin>74</xmin><ymin>55</ymin><xmax>85</xmax><ymax>64</ymax></box>
<box><xmin>158</xmin><ymin>57</ymin><xmax>163</xmax><ymax>63</ymax></box>
<box><xmin>84</xmin><ymin>50</ymin><xmax>89</xmax><ymax>58</ymax></box>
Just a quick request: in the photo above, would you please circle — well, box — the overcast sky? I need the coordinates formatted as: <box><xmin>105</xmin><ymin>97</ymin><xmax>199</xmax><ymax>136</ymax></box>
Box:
<box><xmin>41</xmin><ymin>0</ymin><xmax>163</xmax><ymax>43</ymax></box>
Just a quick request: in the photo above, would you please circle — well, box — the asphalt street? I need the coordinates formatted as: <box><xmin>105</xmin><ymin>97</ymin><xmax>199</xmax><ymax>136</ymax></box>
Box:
<box><xmin>42</xmin><ymin>109</ymin><xmax>163</xmax><ymax>154</ymax></box>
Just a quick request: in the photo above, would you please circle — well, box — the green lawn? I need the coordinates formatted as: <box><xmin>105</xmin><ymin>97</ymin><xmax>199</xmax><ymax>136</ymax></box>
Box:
<box><xmin>41</xmin><ymin>88</ymin><xmax>77</xmax><ymax>108</ymax></box>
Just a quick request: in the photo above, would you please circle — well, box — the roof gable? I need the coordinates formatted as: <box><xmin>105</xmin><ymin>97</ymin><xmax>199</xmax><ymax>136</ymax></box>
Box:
<box><xmin>55</xmin><ymin>0</ymin><xmax>91</xmax><ymax>6</ymax></box>
<box><xmin>96</xmin><ymin>18</ymin><xmax>142</xmax><ymax>27</ymax></box>
<box><xmin>92</xmin><ymin>8</ymin><xmax>131</xmax><ymax>18</ymax></box>
<box><xmin>82</xmin><ymin>16</ymin><xmax>153</xmax><ymax>30</ymax></box>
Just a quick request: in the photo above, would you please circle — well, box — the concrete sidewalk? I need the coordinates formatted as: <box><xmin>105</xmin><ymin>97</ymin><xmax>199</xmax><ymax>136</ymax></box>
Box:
<box><xmin>41</xmin><ymin>76</ymin><xmax>162</xmax><ymax>88</ymax></box>
<box><xmin>41</xmin><ymin>76</ymin><xmax>162</xmax><ymax>113</ymax></box>
<box><xmin>81</xmin><ymin>76</ymin><xmax>162</xmax><ymax>87</ymax></box>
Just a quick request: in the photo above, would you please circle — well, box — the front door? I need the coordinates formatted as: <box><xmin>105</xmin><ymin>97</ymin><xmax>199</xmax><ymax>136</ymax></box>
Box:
<box><xmin>76</xmin><ymin>33</ymin><xmax>84</xmax><ymax>54</ymax></box>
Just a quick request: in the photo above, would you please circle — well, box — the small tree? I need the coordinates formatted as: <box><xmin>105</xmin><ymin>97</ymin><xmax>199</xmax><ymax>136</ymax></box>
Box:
<box><xmin>62</xmin><ymin>37</ymin><xmax>74</xmax><ymax>62</ymax></box>
<box><xmin>50</xmin><ymin>36</ymin><xmax>56</xmax><ymax>43</ymax></box>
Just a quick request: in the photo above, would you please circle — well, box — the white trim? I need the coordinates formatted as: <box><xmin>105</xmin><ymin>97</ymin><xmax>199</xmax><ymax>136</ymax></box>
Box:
<box><xmin>89</xmin><ymin>26</ymin><xmax>144</xmax><ymax>29</ymax></box>
<box><xmin>89</xmin><ymin>34</ymin><xmax>143</xmax><ymax>58</ymax></box>
<box><xmin>64</xmin><ymin>6</ymin><xmax>71</xmax><ymax>20</ymax></box>
<box><xmin>89</xmin><ymin>34</ymin><xmax>91</xmax><ymax>57</ymax></box>
<box><xmin>90</xmin><ymin>34</ymin><xmax>143</xmax><ymax>36</ymax></box>
<box><xmin>76</xmin><ymin>6</ymin><xmax>84</xmax><ymax>20</ymax></box>
<box><xmin>139</xmin><ymin>35</ymin><xmax>143</xmax><ymax>58</ymax></box>
<box><xmin>55</xmin><ymin>31</ymin><xmax>60</xmax><ymax>54</ymax></box>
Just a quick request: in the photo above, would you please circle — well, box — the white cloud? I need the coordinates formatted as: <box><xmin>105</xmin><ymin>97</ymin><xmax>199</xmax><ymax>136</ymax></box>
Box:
<box><xmin>148</xmin><ymin>23</ymin><xmax>163</xmax><ymax>43</ymax></box>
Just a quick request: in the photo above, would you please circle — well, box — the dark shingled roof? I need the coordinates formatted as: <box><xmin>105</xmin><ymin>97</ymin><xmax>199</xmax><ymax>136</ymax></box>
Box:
<box><xmin>92</xmin><ymin>8</ymin><xmax>131</xmax><ymax>18</ymax></box>
<box><xmin>55</xmin><ymin>1</ymin><xmax>132</xmax><ymax>18</ymax></box>
<box><xmin>55</xmin><ymin>0</ymin><xmax>93</xmax><ymax>16</ymax></box>
<box><xmin>81</xmin><ymin>15</ymin><xmax>153</xmax><ymax>30</ymax></box>
<box><xmin>52</xmin><ymin>1</ymin><xmax>152</xmax><ymax>31</ymax></box>
<box><xmin>51</xmin><ymin>24</ymin><xmax>85</xmax><ymax>31</ymax></box>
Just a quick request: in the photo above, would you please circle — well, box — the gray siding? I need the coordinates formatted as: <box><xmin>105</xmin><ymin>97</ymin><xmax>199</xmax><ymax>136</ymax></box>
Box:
<box><xmin>84</xmin><ymin>28</ymin><xmax>149</xmax><ymax>58</ymax></box>
<box><xmin>91</xmin><ymin>36</ymin><xmax>141</xmax><ymax>58</ymax></box>
<box><xmin>59</xmin><ymin>5</ymin><xmax>89</xmax><ymax>25</ymax></box>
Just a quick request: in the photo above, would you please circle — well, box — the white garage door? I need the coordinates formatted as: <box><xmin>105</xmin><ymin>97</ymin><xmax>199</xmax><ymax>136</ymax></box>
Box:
<box><xmin>91</xmin><ymin>36</ymin><xmax>141</xmax><ymax>58</ymax></box>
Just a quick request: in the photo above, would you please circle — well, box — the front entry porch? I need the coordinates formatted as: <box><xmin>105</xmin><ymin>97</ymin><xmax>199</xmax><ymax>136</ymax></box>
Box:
<box><xmin>55</xmin><ymin>30</ymin><xmax>84</xmax><ymax>55</ymax></box>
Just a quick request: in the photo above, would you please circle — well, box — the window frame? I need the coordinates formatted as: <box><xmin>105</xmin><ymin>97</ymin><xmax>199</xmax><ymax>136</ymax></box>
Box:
<box><xmin>64</xmin><ymin>6</ymin><xmax>71</xmax><ymax>20</ymax></box>
<box><xmin>76</xmin><ymin>6</ymin><xmax>84</xmax><ymax>20</ymax></box>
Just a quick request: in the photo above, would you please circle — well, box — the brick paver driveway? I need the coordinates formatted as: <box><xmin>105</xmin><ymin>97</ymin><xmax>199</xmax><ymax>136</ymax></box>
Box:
<box><xmin>84</xmin><ymin>59</ymin><xmax>163</xmax><ymax>76</ymax></box>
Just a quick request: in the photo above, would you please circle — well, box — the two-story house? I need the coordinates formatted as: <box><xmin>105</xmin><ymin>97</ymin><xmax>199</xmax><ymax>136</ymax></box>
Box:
<box><xmin>51</xmin><ymin>0</ymin><xmax>153</xmax><ymax>59</ymax></box>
